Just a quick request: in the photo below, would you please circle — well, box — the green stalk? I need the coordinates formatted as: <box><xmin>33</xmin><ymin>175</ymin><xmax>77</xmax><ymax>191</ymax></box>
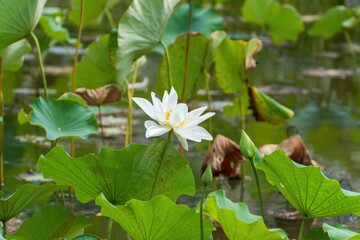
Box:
<box><xmin>239</xmin><ymin>86</ymin><xmax>246</xmax><ymax>202</ymax></box>
<box><xmin>160</xmin><ymin>40</ymin><xmax>173</xmax><ymax>90</ymax></box>
<box><xmin>204</xmin><ymin>70</ymin><xmax>213</xmax><ymax>134</ymax></box>
<box><xmin>125</xmin><ymin>61</ymin><xmax>139</xmax><ymax>145</ymax></box>
<box><xmin>250</xmin><ymin>157</ymin><xmax>264</xmax><ymax>220</ymax></box>
<box><xmin>30</xmin><ymin>31</ymin><xmax>48</xmax><ymax>98</ymax></box>
<box><xmin>2</xmin><ymin>220</ymin><xmax>6</xmax><ymax>236</ymax></box>
<box><xmin>298</xmin><ymin>217</ymin><xmax>308</xmax><ymax>240</ymax></box>
<box><xmin>105</xmin><ymin>10</ymin><xmax>116</xmax><ymax>29</ymax></box>
<box><xmin>0</xmin><ymin>58</ymin><xmax>3</xmax><ymax>187</ymax></box>
<box><xmin>107</xmin><ymin>218</ymin><xmax>113</xmax><ymax>240</ymax></box>
<box><xmin>98</xmin><ymin>106</ymin><xmax>105</xmax><ymax>146</ymax></box>
<box><xmin>199</xmin><ymin>185</ymin><xmax>206</xmax><ymax>240</ymax></box>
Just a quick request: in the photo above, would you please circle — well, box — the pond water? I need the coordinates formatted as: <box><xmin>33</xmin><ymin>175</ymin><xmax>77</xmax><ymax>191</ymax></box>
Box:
<box><xmin>2</xmin><ymin>1</ymin><xmax>360</xmax><ymax>239</ymax></box>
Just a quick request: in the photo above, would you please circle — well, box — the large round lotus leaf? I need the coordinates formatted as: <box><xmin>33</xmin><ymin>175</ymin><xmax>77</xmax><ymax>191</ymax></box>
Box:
<box><xmin>29</xmin><ymin>97</ymin><xmax>98</xmax><ymax>141</ymax></box>
<box><xmin>0</xmin><ymin>0</ymin><xmax>47</xmax><ymax>50</ymax></box>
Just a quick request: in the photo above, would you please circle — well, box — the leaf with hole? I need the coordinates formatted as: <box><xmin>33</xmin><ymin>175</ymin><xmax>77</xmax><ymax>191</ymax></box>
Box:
<box><xmin>257</xmin><ymin>150</ymin><xmax>360</xmax><ymax>218</ymax></box>
<box><xmin>38</xmin><ymin>139</ymin><xmax>195</xmax><ymax>204</ymax></box>
<box><xmin>96</xmin><ymin>194</ymin><xmax>214</xmax><ymax>240</ymax></box>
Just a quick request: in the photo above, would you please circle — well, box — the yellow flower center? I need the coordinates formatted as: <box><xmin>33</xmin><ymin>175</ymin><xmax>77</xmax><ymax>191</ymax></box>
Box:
<box><xmin>177</xmin><ymin>120</ymin><xmax>186</xmax><ymax>128</ymax></box>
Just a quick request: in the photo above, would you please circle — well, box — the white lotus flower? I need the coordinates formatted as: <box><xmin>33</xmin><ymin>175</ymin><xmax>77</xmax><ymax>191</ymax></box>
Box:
<box><xmin>133</xmin><ymin>87</ymin><xmax>215</xmax><ymax>150</ymax></box>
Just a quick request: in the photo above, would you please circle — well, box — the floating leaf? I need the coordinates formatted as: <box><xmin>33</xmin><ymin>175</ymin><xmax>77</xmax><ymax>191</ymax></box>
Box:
<box><xmin>0</xmin><ymin>0</ymin><xmax>47</xmax><ymax>49</ymax></box>
<box><xmin>248</xmin><ymin>86</ymin><xmax>294</xmax><ymax>124</ymax></box>
<box><xmin>242</xmin><ymin>0</ymin><xmax>303</xmax><ymax>44</ymax></box>
<box><xmin>96</xmin><ymin>194</ymin><xmax>214</xmax><ymax>240</ymax></box>
<box><xmin>309</xmin><ymin>6</ymin><xmax>351</xmax><ymax>39</ymax></box>
<box><xmin>323</xmin><ymin>223</ymin><xmax>360</xmax><ymax>240</ymax></box>
<box><xmin>202</xmin><ymin>135</ymin><xmax>244</xmax><ymax>179</ymax></box>
<box><xmin>38</xmin><ymin>140</ymin><xmax>195</xmax><ymax>204</ymax></box>
<box><xmin>7</xmin><ymin>205</ymin><xmax>91</xmax><ymax>240</ymax></box>
<box><xmin>257</xmin><ymin>150</ymin><xmax>360</xmax><ymax>218</ymax></box>
<box><xmin>157</xmin><ymin>33</ymin><xmax>208</xmax><ymax>100</ymax></box>
<box><xmin>0</xmin><ymin>183</ymin><xmax>65</xmax><ymax>222</ymax></box>
<box><xmin>29</xmin><ymin>97</ymin><xmax>98</xmax><ymax>141</ymax></box>
<box><xmin>0</xmin><ymin>39</ymin><xmax>31</xmax><ymax>71</ymax></box>
<box><xmin>203</xmin><ymin>190</ymin><xmax>288</xmax><ymax>240</ymax></box>
<box><xmin>39</xmin><ymin>16</ymin><xmax>76</xmax><ymax>44</ymax></box>
<box><xmin>76</xmin><ymin>35</ymin><xmax>116</xmax><ymax>89</ymax></box>
<box><xmin>116</xmin><ymin>0</ymin><xmax>182</xmax><ymax>86</ymax></box>
<box><xmin>76</xmin><ymin>84</ymin><xmax>122</xmax><ymax>106</ymax></box>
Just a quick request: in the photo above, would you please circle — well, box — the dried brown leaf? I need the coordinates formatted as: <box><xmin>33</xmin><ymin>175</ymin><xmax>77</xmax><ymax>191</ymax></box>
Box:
<box><xmin>75</xmin><ymin>84</ymin><xmax>122</xmax><ymax>106</ymax></box>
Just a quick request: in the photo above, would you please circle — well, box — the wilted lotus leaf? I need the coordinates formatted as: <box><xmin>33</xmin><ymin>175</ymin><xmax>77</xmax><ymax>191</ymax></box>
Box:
<box><xmin>245</xmin><ymin>38</ymin><xmax>262</xmax><ymax>69</ymax></box>
<box><xmin>248</xmin><ymin>86</ymin><xmax>294</xmax><ymax>125</ymax></box>
<box><xmin>202</xmin><ymin>135</ymin><xmax>245</xmax><ymax>179</ymax></box>
<box><xmin>75</xmin><ymin>84</ymin><xmax>121</xmax><ymax>106</ymax></box>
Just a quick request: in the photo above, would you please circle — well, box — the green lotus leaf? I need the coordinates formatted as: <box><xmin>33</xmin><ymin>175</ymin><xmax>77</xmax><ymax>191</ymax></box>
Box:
<box><xmin>0</xmin><ymin>0</ymin><xmax>47</xmax><ymax>50</ymax></box>
<box><xmin>309</xmin><ymin>6</ymin><xmax>351</xmax><ymax>39</ymax></box>
<box><xmin>0</xmin><ymin>183</ymin><xmax>65</xmax><ymax>222</ymax></box>
<box><xmin>38</xmin><ymin>139</ymin><xmax>195</xmax><ymax>204</ymax></box>
<box><xmin>7</xmin><ymin>205</ymin><xmax>91</xmax><ymax>240</ymax></box>
<box><xmin>0</xmin><ymin>39</ymin><xmax>31</xmax><ymax>71</ymax></box>
<box><xmin>248</xmin><ymin>86</ymin><xmax>294</xmax><ymax>125</ymax></box>
<box><xmin>17</xmin><ymin>108</ymin><xmax>31</xmax><ymax>125</ymax></box>
<box><xmin>257</xmin><ymin>150</ymin><xmax>360</xmax><ymax>218</ymax></box>
<box><xmin>39</xmin><ymin>16</ymin><xmax>76</xmax><ymax>44</ymax></box>
<box><xmin>96</xmin><ymin>194</ymin><xmax>214</xmax><ymax>240</ymax></box>
<box><xmin>29</xmin><ymin>97</ymin><xmax>98</xmax><ymax>141</ymax></box>
<box><xmin>76</xmin><ymin>35</ymin><xmax>116</xmax><ymax>89</ymax></box>
<box><xmin>161</xmin><ymin>3</ymin><xmax>224</xmax><ymax>47</ymax></box>
<box><xmin>58</xmin><ymin>92</ymin><xmax>87</xmax><ymax>107</ymax></box>
<box><xmin>203</xmin><ymin>190</ymin><xmax>288</xmax><ymax>240</ymax></box>
<box><xmin>242</xmin><ymin>0</ymin><xmax>303</xmax><ymax>44</ymax></box>
<box><xmin>116</xmin><ymin>0</ymin><xmax>182</xmax><ymax>87</ymax></box>
<box><xmin>323</xmin><ymin>223</ymin><xmax>360</xmax><ymax>240</ymax></box>
<box><xmin>73</xmin><ymin>235</ymin><xmax>101</xmax><ymax>240</ymax></box>
<box><xmin>157</xmin><ymin>33</ymin><xmax>208</xmax><ymax>100</ymax></box>
<box><xmin>305</xmin><ymin>227</ymin><xmax>331</xmax><ymax>240</ymax></box>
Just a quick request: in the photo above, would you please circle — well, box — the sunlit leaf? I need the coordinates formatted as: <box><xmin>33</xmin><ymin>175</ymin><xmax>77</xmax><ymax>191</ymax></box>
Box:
<box><xmin>245</xmin><ymin>38</ymin><xmax>262</xmax><ymax>69</ymax></box>
<box><xmin>323</xmin><ymin>223</ymin><xmax>360</xmax><ymax>240</ymax></box>
<box><xmin>38</xmin><ymin>140</ymin><xmax>195</xmax><ymax>204</ymax></box>
<box><xmin>116</xmin><ymin>0</ymin><xmax>182</xmax><ymax>87</ymax></box>
<box><xmin>0</xmin><ymin>0</ymin><xmax>47</xmax><ymax>50</ymax></box>
<box><xmin>29</xmin><ymin>97</ymin><xmax>98</xmax><ymax>141</ymax></box>
<box><xmin>39</xmin><ymin>16</ymin><xmax>76</xmax><ymax>44</ymax></box>
<box><xmin>157</xmin><ymin>33</ymin><xmax>208</xmax><ymax>100</ymax></box>
<box><xmin>0</xmin><ymin>40</ymin><xmax>31</xmax><ymax>71</ymax></box>
<box><xmin>96</xmin><ymin>194</ymin><xmax>214</xmax><ymax>240</ymax></box>
<box><xmin>7</xmin><ymin>205</ymin><xmax>91</xmax><ymax>240</ymax></box>
<box><xmin>257</xmin><ymin>150</ymin><xmax>360</xmax><ymax>218</ymax></box>
<box><xmin>308</xmin><ymin>6</ymin><xmax>351</xmax><ymax>39</ymax></box>
<box><xmin>17</xmin><ymin>108</ymin><xmax>31</xmax><ymax>125</ymax></box>
<box><xmin>248</xmin><ymin>86</ymin><xmax>294</xmax><ymax>124</ymax></box>
<box><xmin>0</xmin><ymin>183</ymin><xmax>65</xmax><ymax>222</ymax></box>
<box><xmin>76</xmin><ymin>35</ymin><xmax>116</xmax><ymax>89</ymax></box>
<box><xmin>203</xmin><ymin>190</ymin><xmax>288</xmax><ymax>239</ymax></box>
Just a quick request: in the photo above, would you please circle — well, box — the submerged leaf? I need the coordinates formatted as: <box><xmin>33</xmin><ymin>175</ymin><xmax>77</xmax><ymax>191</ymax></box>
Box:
<box><xmin>38</xmin><ymin>140</ymin><xmax>195</xmax><ymax>204</ymax></box>
<box><xmin>248</xmin><ymin>86</ymin><xmax>294</xmax><ymax>124</ymax></box>
<box><xmin>203</xmin><ymin>190</ymin><xmax>288</xmax><ymax>239</ymax></box>
<box><xmin>96</xmin><ymin>194</ymin><xmax>214</xmax><ymax>240</ymax></box>
<box><xmin>29</xmin><ymin>97</ymin><xmax>98</xmax><ymax>141</ymax></box>
<box><xmin>75</xmin><ymin>84</ymin><xmax>122</xmax><ymax>106</ymax></box>
<box><xmin>7</xmin><ymin>205</ymin><xmax>91</xmax><ymax>240</ymax></box>
<box><xmin>0</xmin><ymin>0</ymin><xmax>47</xmax><ymax>49</ymax></box>
<box><xmin>257</xmin><ymin>150</ymin><xmax>360</xmax><ymax>218</ymax></box>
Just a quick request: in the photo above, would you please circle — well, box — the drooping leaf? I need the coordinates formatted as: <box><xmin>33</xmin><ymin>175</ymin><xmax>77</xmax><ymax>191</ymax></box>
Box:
<box><xmin>75</xmin><ymin>84</ymin><xmax>122</xmax><ymax>106</ymax></box>
<box><xmin>0</xmin><ymin>183</ymin><xmax>65</xmax><ymax>222</ymax></box>
<box><xmin>242</xmin><ymin>0</ymin><xmax>303</xmax><ymax>45</ymax></box>
<box><xmin>161</xmin><ymin>3</ymin><xmax>224</xmax><ymax>47</ymax></box>
<box><xmin>157</xmin><ymin>33</ymin><xmax>208</xmax><ymax>100</ymax></box>
<box><xmin>116</xmin><ymin>0</ymin><xmax>182</xmax><ymax>87</ymax></box>
<box><xmin>7</xmin><ymin>205</ymin><xmax>91</xmax><ymax>240</ymax></box>
<box><xmin>38</xmin><ymin>140</ymin><xmax>195</xmax><ymax>204</ymax></box>
<box><xmin>248</xmin><ymin>86</ymin><xmax>294</xmax><ymax>124</ymax></box>
<box><xmin>29</xmin><ymin>97</ymin><xmax>98</xmax><ymax>141</ymax></box>
<box><xmin>203</xmin><ymin>190</ymin><xmax>288</xmax><ymax>240</ymax></box>
<box><xmin>0</xmin><ymin>0</ymin><xmax>47</xmax><ymax>50</ymax></box>
<box><xmin>308</xmin><ymin>6</ymin><xmax>351</xmax><ymax>39</ymax></box>
<box><xmin>76</xmin><ymin>35</ymin><xmax>117</xmax><ymax>89</ymax></box>
<box><xmin>0</xmin><ymin>39</ymin><xmax>32</xmax><ymax>71</ymax></box>
<box><xmin>323</xmin><ymin>223</ymin><xmax>360</xmax><ymax>240</ymax></box>
<box><xmin>245</xmin><ymin>38</ymin><xmax>262</xmax><ymax>69</ymax></box>
<box><xmin>39</xmin><ymin>16</ymin><xmax>76</xmax><ymax>44</ymax></box>
<box><xmin>96</xmin><ymin>194</ymin><xmax>214</xmax><ymax>240</ymax></box>
<box><xmin>257</xmin><ymin>150</ymin><xmax>360</xmax><ymax>218</ymax></box>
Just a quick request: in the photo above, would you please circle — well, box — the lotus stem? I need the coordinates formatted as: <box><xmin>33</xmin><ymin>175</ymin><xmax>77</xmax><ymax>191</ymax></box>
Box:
<box><xmin>180</xmin><ymin>0</ymin><xmax>192</xmax><ymax>102</ymax></box>
<box><xmin>240</xmin><ymin>164</ymin><xmax>244</xmax><ymax>202</ymax></box>
<box><xmin>30</xmin><ymin>31</ymin><xmax>48</xmax><ymax>98</ymax></box>
<box><xmin>2</xmin><ymin>220</ymin><xmax>6</xmax><ymax>235</ymax></box>
<box><xmin>239</xmin><ymin>85</ymin><xmax>246</xmax><ymax>202</ymax></box>
<box><xmin>0</xmin><ymin>58</ymin><xmax>3</xmax><ymax>187</ymax></box>
<box><xmin>200</xmin><ymin>185</ymin><xmax>206</xmax><ymax>240</ymax></box>
<box><xmin>105</xmin><ymin>10</ymin><xmax>116</xmax><ymax>29</ymax></box>
<box><xmin>204</xmin><ymin>70</ymin><xmax>213</xmax><ymax>134</ymax></box>
<box><xmin>250</xmin><ymin>157</ymin><xmax>265</xmax><ymax>220</ymax></box>
<box><xmin>344</xmin><ymin>30</ymin><xmax>355</xmax><ymax>60</ymax></box>
<box><xmin>298</xmin><ymin>217</ymin><xmax>307</xmax><ymax>240</ymax></box>
<box><xmin>125</xmin><ymin>61</ymin><xmax>139</xmax><ymax>145</ymax></box>
<box><xmin>160</xmin><ymin>40</ymin><xmax>173</xmax><ymax>90</ymax></box>
<box><xmin>107</xmin><ymin>218</ymin><xmax>113</xmax><ymax>240</ymax></box>
<box><xmin>98</xmin><ymin>106</ymin><xmax>106</xmax><ymax>146</ymax></box>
